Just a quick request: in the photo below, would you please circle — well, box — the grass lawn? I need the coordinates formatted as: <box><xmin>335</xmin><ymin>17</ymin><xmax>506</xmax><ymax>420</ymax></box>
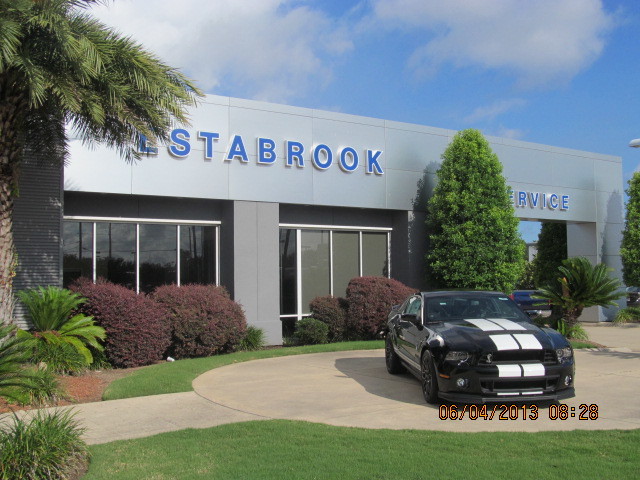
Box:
<box><xmin>85</xmin><ymin>420</ymin><xmax>639</xmax><ymax>479</ymax></box>
<box><xmin>103</xmin><ymin>341</ymin><xmax>384</xmax><ymax>400</ymax></box>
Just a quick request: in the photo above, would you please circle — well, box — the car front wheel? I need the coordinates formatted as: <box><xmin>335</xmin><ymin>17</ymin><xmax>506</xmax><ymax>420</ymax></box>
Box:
<box><xmin>385</xmin><ymin>335</ymin><xmax>406</xmax><ymax>374</ymax></box>
<box><xmin>421</xmin><ymin>351</ymin><xmax>439</xmax><ymax>404</ymax></box>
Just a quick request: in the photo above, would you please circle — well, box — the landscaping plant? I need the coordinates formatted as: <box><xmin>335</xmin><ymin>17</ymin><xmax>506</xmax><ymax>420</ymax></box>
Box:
<box><xmin>537</xmin><ymin>257</ymin><xmax>624</xmax><ymax>335</ymax></box>
<box><xmin>346</xmin><ymin>276</ymin><xmax>414</xmax><ymax>340</ymax></box>
<box><xmin>153</xmin><ymin>284</ymin><xmax>247</xmax><ymax>359</ymax></box>
<box><xmin>0</xmin><ymin>323</ymin><xmax>35</xmax><ymax>403</ymax></box>
<box><xmin>239</xmin><ymin>326</ymin><xmax>266</xmax><ymax>351</ymax></box>
<box><xmin>621</xmin><ymin>171</ymin><xmax>640</xmax><ymax>286</ymax></box>
<box><xmin>17</xmin><ymin>286</ymin><xmax>105</xmax><ymax>373</ymax></box>
<box><xmin>292</xmin><ymin>318</ymin><xmax>329</xmax><ymax>345</ymax></box>
<box><xmin>425</xmin><ymin>129</ymin><xmax>525</xmax><ymax>292</ymax></box>
<box><xmin>614</xmin><ymin>307</ymin><xmax>640</xmax><ymax>323</ymax></box>
<box><xmin>0</xmin><ymin>410</ymin><xmax>88</xmax><ymax>480</ymax></box>
<box><xmin>71</xmin><ymin>278</ymin><xmax>171</xmax><ymax>368</ymax></box>
<box><xmin>309</xmin><ymin>295</ymin><xmax>348</xmax><ymax>342</ymax></box>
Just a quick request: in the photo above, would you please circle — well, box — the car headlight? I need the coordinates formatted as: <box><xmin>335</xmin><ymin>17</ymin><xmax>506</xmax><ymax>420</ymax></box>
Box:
<box><xmin>444</xmin><ymin>351</ymin><xmax>471</xmax><ymax>363</ymax></box>
<box><xmin>556</xmin><ymin>347</ymin><xmax>573</xmax><ymax>362</ymax></box>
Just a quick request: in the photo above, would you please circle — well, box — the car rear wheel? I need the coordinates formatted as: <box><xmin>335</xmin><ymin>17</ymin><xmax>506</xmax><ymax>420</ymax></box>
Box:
<box><xmin>385</xmin><ymin>335</ymin><xmax>406</xmax><ymax>374</ymax></box>
<box><xmin>421</xmin><ymin>351</ymin><xmax>439</xmax><ymax>404</ymax></box>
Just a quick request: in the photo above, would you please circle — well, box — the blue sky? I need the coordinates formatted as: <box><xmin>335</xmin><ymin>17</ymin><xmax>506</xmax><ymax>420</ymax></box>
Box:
<box><xmin>90</xmin><ymin>0</ymin><xmax>640</xmax><ymax>242</ymax></box>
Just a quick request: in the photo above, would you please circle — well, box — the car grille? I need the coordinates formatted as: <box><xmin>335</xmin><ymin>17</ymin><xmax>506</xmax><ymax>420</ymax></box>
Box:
<box><xmin>480</xmin><ymin>378</ymin><xmax>557</xmax><ymax>394</ymax></box>
<box><xmin>479</xmin><ymin>349</ymin><xmax>557</xmax><ymax>365</ymax></box>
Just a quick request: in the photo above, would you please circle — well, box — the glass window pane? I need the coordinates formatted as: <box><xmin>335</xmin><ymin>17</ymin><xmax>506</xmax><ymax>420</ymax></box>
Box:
<box><xmin>332</xmin><ymin>231</ymin><xmax>359</xmax><ymax>297</ymax></box>
<box><xmin>62</xmin><ymin>221</ymin><xmax>93</xmax><ymax>287</ymax></box>
<box><xmin>279</xmin><ymin>229</ymin><xmax>297</xmax><ymax>315</ymax></box>
<box><xmin>96</xmin><ymin>223</ymin><xmax>136</xmax><ymax>289</ymax></box>
<box><xmin>139</xmin><ymin>224</ymin><xmax>177</xmax><ymax>293</ymax></box>
<box><xmin>301</xmin><ymin>230</ymin><xmax>330</xmax><ymax>313</ymax></box>
<box><xmin>180</xmin><ymin>225</ymin><xmax>216</xmax><ymax>285</ymax></box>
<box><xmin>362</xmin><ymin>232</ymin><xmax>388</xmax><ymax>277</ymax></box>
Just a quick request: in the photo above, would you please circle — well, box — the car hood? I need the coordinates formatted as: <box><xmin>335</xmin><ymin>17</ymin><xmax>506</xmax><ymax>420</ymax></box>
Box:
<box><xmin>433</xmin><ymin>317</ymin><xmax>564</xmax><ymax>352</ymax></box>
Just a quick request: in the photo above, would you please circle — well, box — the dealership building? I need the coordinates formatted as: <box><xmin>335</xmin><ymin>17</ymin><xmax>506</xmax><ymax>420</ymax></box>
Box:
<box><xmin>14</xmin><ymin>95</ymin><xmax>624</xmax><ymax>344</ymax></box>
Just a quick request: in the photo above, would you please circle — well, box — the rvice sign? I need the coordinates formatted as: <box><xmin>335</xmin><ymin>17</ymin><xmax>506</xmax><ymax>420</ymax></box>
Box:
<box><xmin>510</xmin><ymin>190</ymin><xmax>569</xmax><ymax>211</ymax></box>
<box><xmin>139</xmin><ymin>130</ymin><xmax>384</xmax><ymax>175</ymax></box>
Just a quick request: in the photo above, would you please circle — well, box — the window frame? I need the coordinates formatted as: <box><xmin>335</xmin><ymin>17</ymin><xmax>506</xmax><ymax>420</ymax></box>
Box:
<box><xmin>63</xmin><ymin>216</ymin><xmax>220</xmax><ymax>292</ymax></box>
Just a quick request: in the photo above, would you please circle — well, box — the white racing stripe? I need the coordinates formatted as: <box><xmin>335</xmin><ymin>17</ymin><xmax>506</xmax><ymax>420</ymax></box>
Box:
<box><xmin>489</xmin><ymin>334</ymin><xmax>520</xmax><ymax>350</ymax></box>
<box><xmin>513</xmin><ymin>334</ymin><xmax>543</xmax><ymax>350</ymax></box>
<box><xmin>486</xmin><ymin>318</ymin><xmax>527</xmax><ymax>331</ymax></box>
<box><xmin>521</xmin><ymin>363</ymin><xmax>545</xmax><ymax>377</ymax></box>
<box><xmin>465</xmin><ymin>319</ymin><xmax>504</xmax><ymax>331</ymax></box>
<box><xmin>497</xmin><ymin>364</ymin><xmax>522</xmax><ymax>377</ymax></box>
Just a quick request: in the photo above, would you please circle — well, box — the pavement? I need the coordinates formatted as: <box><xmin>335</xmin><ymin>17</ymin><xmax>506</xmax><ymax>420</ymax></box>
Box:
<box><xmin>11</xmin><ymin>323</ymin><xmax>640</xmax><ymax>445</ymax></box>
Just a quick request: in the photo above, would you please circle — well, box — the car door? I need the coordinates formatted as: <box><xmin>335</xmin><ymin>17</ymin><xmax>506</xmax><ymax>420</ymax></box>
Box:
<box><xmin>396</xmin><ymin>295</ymin><xmax>423</xmax><ymax>369</ymax></box>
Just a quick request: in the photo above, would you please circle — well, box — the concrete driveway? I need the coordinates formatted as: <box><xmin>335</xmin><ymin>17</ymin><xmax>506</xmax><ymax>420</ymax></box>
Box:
<box><xmin>18</xmin><ymin>323</ymin><xmax>639</xmax><ymax>445</ymax></box>
<box><xmin>193</xmin><ymin>324</ymin><xmax>640</xmax><ymax>433</ymax></box>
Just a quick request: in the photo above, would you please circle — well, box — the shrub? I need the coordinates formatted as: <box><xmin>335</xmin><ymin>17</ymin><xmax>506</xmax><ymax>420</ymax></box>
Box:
<box><xmin>292</xmin><ymin>318</ymin><xmax>329</xmax><ymax>345</ymax></box>
<box><xmin>17</xmin><ymin>286</ymin><xmax>106</xmax><ymax>373</ymax></box>
<box><xmin>239</xmin><ymin>326</ymin><xmax>266</xmax><ymax>351</ymax></box>
<box><xmin>29</xmin><ymin>341</ymin><xmax>87</xmax><ymax>375</ymax></box>
<box><xmin>5</xmin><ymin>365</ymin><xmax>65</xmax><ymax>407</ymax></box>
<box><xmin>152</xmin><ymin>284</ymin><xmax>247</xmax><ymax>359</ymax></box>
<box><xmin>0</xmin><ymin>324</ymin><xmax>35</xmax><ymax>403</ymax></box>
<box><xmin>309</xmin><ymin>295</ymin><xmax>348</xmax><ymax>342</ymax></box>
<box><xmin>614</xmin><ymin>306</ymin><xmax>640</xmax><ymax>323</ymax></box>
<box><xmin>346</xmin><ymin>277</ymin><xmax>415</xmax><ymax>340</ymax></box>
<box><xmin>0</xmin><ymin>410</ymin><xmax>88</xmax><ymax>480</ymax></box>
<box><xmin>70</xmin><ymin>278</ymin><xmax>171</xmax><ymax>368</ymax></box>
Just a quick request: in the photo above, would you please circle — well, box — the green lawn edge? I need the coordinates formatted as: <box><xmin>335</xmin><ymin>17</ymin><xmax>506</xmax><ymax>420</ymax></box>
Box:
<box><xmin>85</xmin><ymin>420</ymin><xmax>640</xmax><ymax>479</ymax></box>
<box><xmin>103</xmin><ymin>340</ymin><xmax>384</xmax><ymax>400</ymax></box>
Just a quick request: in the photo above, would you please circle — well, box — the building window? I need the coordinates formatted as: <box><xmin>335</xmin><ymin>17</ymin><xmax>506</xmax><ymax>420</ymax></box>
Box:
<box><xmin>279</xmin><ymin>225</ymin><xmax>391</xmax><ymax>325</ymax></box>
<box><xmin>63</xmin><ymin>218</ymin><xmax>219</xmax><ymax>292</ymax></box>
<box><xmin>62</xmin><ymin>221</ymin><xmax>93</xmax><ymax>287</ymax></box>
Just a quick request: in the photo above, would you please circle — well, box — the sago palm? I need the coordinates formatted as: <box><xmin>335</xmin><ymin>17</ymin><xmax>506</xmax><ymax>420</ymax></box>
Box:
<box><xmin>536</xmin><ymin>257</ymin><xmax>624</xmax><ymax>331</ymax></box>
<box><xmin>0</xmin><ymin>323</ymin><xmax>34</xmax><ymax>402</ymax></box>
<box><xmin>0</xmin><ymin>0</ymin><xmax>201</xmax><ymax>323</ymax></box>
<box><xmin>18</xmin><ymin>286</ymin><xmax>105</xmax><ymax>367</ymax></box>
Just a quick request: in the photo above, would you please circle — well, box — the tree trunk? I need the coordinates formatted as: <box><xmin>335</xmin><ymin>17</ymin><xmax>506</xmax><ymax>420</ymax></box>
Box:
<box><xmin>0</xmin><ymin>76</ymin><xmax>26</xmax><ymax>325</ymax></box>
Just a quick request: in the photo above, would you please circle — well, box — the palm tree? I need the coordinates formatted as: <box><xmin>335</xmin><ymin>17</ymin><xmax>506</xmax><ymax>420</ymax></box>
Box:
<box><xmin>536</xmin><ymin>257</ymin><xmax>624</xmax><ymax>332</ymax></box>
<box><xmin>0</xmin><ymin>0</ymin><xmax>202</xmax><ymax>323</ymax></box>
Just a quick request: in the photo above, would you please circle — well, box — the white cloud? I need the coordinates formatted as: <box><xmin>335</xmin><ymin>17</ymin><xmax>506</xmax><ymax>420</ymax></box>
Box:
<box><xmin>464</xmin><ymin>98</ymin><xmax>526</xmax><ymax>123</ymax></box>
<box><xmin>372</xmin><ymin>0</ymin><xmax>615</xmax><ymax>88</ymax></box>
<box><xmin>89</xmin><ymin>0</ymin><xmax>353</xmax><ymax>102</ymax></box>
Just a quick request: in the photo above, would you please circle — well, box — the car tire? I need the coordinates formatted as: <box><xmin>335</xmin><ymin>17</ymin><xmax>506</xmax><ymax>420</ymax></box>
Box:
<box><xmin>385</xmin><ymin>335</ymin><xmax>406</xmax><ymax>374</ymax></box>
<box><xmin>421</xmin><ymin>350</ymin><xmax>439</xmax><ymax>404</ymax></box>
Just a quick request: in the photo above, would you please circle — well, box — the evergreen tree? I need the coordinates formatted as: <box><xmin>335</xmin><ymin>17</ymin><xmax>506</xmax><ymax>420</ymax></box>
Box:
<box><xmin>621</xmin><ymin>172</ymin><xmax>640</xmax><ymax>286</ymax></box>
<box><xmin>425</xmin><ymin>129</ymin><xmax>524</xmax><ymax>292</ymax></box>
<box><xmin>532</xmin><ymin>222</ymin><xmax>567</xmax><ymax>288</ymax></box>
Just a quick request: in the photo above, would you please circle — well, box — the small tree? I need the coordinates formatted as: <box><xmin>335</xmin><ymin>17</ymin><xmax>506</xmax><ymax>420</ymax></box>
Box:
<box><xmin>621</xmin><ymin>172</ymin><xmax>640</xmax><ymax>287</ymax></box>
<box><xmin>532</xmin><ymin>222</ymin><xmax>567</xmax><ymax>288</ymax></box>
<box><xmin>425</xmin><ymin>129</ymin><xmax>524</xmax><ymax>292</ymax></box>
<box><xmin>536</xmin><ymin>257</ymin><xmax>623</xmax><ymax>335</ymax></box>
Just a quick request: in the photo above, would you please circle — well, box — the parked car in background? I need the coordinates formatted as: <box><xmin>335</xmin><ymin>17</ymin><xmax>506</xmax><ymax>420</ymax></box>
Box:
<box><xmin>384</xmin><ymin>291</ymin><xmax>575</xmax><ymax>405</ymax></box>
<box><xmin>626</xmin><ymin>286</ymin><xmax>640</xmax><ymax>307</ymax></box>
<box><xmin>509</xmin><ymin>290</ymin><xmax>551</xmax><ymax>315</ymax></box>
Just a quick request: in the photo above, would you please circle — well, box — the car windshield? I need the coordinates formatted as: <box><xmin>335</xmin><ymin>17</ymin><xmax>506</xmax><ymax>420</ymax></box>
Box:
<box><xmin>423</xmin><ymin>294</ymin><xmax>529</xmax><ymax>322</ymax></box>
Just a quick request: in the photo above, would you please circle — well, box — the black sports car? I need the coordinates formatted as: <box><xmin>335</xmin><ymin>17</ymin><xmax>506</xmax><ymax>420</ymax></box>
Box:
<box><xmin>385</xmin><ymin>291</ymin><xmax>575</xmax><ymax>404</ymax></box>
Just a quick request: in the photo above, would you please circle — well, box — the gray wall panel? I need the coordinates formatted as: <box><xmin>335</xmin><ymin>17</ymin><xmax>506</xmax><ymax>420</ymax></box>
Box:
<box><xmin>384</xmin><ymin>128</ymin><xmax>451</xmax><ymax>173</ymax></box>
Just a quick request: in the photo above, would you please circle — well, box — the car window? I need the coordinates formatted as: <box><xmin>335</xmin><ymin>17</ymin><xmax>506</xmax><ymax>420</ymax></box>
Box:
<box><xmin>424</xmin><ymin>295</ymin><xmax>529</xmax><ymax>322</ymax></box>
<box><xmin>404</xmin><ymin>296</ymin><xmax>422</xmax><ymax>315</ymax></box>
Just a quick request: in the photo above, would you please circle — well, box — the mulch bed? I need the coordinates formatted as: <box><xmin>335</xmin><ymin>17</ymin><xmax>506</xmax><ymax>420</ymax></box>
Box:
<box><xmin>0</xmin><ymin>367</ymin><xmax>138</xmax><ymax>413</ymax></box>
